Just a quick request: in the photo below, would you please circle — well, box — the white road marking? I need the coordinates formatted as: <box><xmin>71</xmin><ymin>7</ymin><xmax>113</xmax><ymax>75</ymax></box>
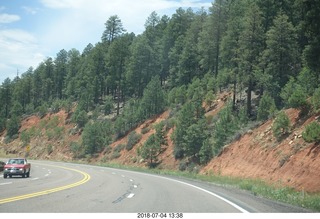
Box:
<box><xmin>111</xmin><ymin>168</ymin><xmax>250</xmax><ymax>213</ymax></box>
<box><xmin>127</xmin><ymin>193</ymin><xmax>135</xmax><ymax>198</ymax></box>
<box><xmin>121</xmin><ymin>175</ymin><xmax>125</xmax><ymax>178</ymax></box>
<box><xmin>133</xmin><ymin>185</ymin><xmax>138</xmax><ymax>188</ymax></box>
<box><xmin>130</xmin><ymin>179</ymin><xmax>133</xmax><ymax>182</ymax></box>
<box><xmin>0</xmin><ymin>182</ymin><xmax>13</xmax><ymax>186</ymax></box>
<box><xmin>31</xmin><ymin>177</ymin><xmax>39</xmax><ymax>180</ymax></box>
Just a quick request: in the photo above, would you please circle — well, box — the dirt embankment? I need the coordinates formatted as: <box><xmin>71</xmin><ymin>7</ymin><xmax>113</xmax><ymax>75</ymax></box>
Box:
<box><xmin>1</xmin><ymin>93</ymin><xmax>320</xmax><ymax>193</ymax></box>
<box><xmin>201</xmin><ymin>108</ymin><xmax>320</xmax><ymax>193</ymax></box>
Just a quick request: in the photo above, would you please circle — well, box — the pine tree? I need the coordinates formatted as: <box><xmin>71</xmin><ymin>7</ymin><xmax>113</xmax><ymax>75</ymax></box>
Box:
<box><xmin>101</xmin><ymin>15</ymin><xmax>126</xmax><ymax>44</ymax></box>
<box><xmin>262</xmin><ymin>12</ymin><xmax>299</xmax><ymax>106</ymax></box>
<box><xmin>239</xmin><ymin>2</ymin><xmax>264</xmax><ymax>116</ymax></box>
<box><xmin>139</xmin><ymin>76</ymin><xmax>166</xmax><ymax>119</ymax></box>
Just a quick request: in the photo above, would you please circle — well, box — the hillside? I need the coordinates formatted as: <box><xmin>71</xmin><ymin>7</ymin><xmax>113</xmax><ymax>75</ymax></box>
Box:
<box><xmin>201</xmin><ymin>108</ymin><xmax>320</xmax><ymax>193</ymax></box>
<box><xmin>1</xmin><ymin>91</ymin><xmax>320</xmax><ymax>193</ymax></box>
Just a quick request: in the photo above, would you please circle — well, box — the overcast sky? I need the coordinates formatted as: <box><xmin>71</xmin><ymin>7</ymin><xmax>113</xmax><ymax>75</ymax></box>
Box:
<box><xmin>0</xmin><ymin>0</ymin><xmax>212</xmax><ymax>84</ymax></box>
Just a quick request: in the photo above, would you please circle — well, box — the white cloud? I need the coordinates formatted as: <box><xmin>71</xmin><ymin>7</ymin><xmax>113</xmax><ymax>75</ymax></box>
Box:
<box><xmin>0</xmin><ymin>13</ymin><xmax>20</xmax><ymax>23</ymax></box>
<box><xmin>0</xmin><ymin>0</ymin><xmax>211</xmax><ymax>83</ymax></box>
<box><xmin>38</xmin><ymin>0</ymin><xmax>211</xmax><ymax>51</ymax></box>
<box><xmin>22</xmin><ymin>6</ymin><xmax>40</xmax><ymax>15</ymax></box>
<box><xmin>40</xmin><ymin>0</ymin><xmax>86</xmax><ymax>9</ymax></box>
<box><xmin>0</xmin><ymin>29</ymin><xmax>46</xmax><ymax>82</ymax></box>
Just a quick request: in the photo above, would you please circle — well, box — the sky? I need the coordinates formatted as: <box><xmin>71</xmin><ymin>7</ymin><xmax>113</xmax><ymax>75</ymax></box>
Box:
<box><xmin>0</xmin><ymin>0</ymin><xmax>213</xmax><ymax>84</ymax></box>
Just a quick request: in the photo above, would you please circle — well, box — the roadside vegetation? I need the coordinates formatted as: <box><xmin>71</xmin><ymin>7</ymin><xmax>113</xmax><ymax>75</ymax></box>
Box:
<box><xmin>1</xmin><ymin>0</ymin><xmax>320</xmax><ymax>211</ymax></box>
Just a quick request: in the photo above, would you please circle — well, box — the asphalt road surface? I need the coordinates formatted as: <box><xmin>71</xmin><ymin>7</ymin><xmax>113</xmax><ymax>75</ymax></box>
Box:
<box><xmin>0</xmin><ymin>160</ymin><xmax>313</xmax><ymax>213</ymax></box>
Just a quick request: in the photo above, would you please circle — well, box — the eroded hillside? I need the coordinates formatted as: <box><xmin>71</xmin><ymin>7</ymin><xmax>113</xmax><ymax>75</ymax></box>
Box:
<box><xmin>201</xmin><ymin>108</ymin><xmax>320</xmax><ymax>193</ymax></box>
<box><xmin>1</xmin><ymin>92</ymin><xmax>320</xmax><ymax>193</ymax></box>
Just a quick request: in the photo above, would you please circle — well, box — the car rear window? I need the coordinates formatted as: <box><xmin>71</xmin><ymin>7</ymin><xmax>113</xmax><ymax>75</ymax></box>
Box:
<box><xmin>8</xmin><ymin>159</ymin><xmax>24</xmax><ymax>164</ymax></box>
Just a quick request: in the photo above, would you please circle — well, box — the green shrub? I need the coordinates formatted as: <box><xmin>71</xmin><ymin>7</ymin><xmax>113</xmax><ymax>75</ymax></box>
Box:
<box><xmin>297</xmin><ymin>67</ymin><xmax>318</xmax><ymax>96</ymax></box>
<box><xmin>6</xmin><ymin>115</ymin><xmax>20</xmax><ymax>138</ymax></box>
<box><xmin>205</xmin><ymin>90</ymin><xmax>215</xmax><ymax>107</ymax></box>
<box><xmin>257</xmin><ymin>93</ymin><xmax>277</xmax><ymax>121</ymax></box>
<box><xmin>104</xmin><ymin>95</ymin><xmax>114</xmax><ymax>115</ymax></box>
<box><xmin>53</xmin><ymin>126</ymin><xmax>64</xmax><ymax>139</ymax></box>
<box><xmin>166</xmin><ymin>118</ymin><xmax>175</xmax><ymax>130</ymax></box>
<box><xmin>199</xmin><ymin>139</ymin><xmax>213</xmax><ymax>165</ymax></box>
<box><xmin>139</xmin><ymin>134</ymin><xmax>162</xmax><ymax>167</ymax></box>
<box><xmin>45</xmin><ymin>129</ymin><xmax>54</xmax><ymax>140</ymax></box>
<box><xmin>82</xmin><ymin>121</ymin><xmax>112</xmax><ymax>155</ymax></box>
<box><xmin>114</xmin><ymin>144</ymin><xmax>125</xmax><ymax>153</ymax></box>
<box><xmin>141</xmin><ymin>127</ymin><xmax>150</xmax><ymax>134</ymax></box>
<box><xmin>70</xmin><ymin>141</ymin><xmax>85</xmax><ymax>158</ymax></box>
<box><xmin>176</xmin><ymin>85</ymin><xmax>187</xmax><ymax>105</ymax></box>
<box><xmin>51</xmin><ymin>99</ymin><xmax>63</xmax><ymax>113</ymax></box>
<box><xmin>10</xmin><ymin>101</ymin><xmax>23</xmax><ymax>117</ymax></box>
<box><xmin>61</xmin><ymin>99</ymin><xmax>73</xmax><ymax>114</ymax></box>
<box><xmin>72</xmin><ymin>109</ymin><xmax>88</xmax><ymax>128</ymax></box>
<box><xmin>178</xmin><ymin>160</ymin><xmax>188</xmax><ymax>171</ymax></box>
<box><xmin>186</xmin><ymin>162</ymin><xmax>199</xmax><ymax>173</ymax></box>
<box><xmin>0</xmin><ymin>116</ymin><xmax>6</xmax><ymax>132</ymax></box>
<box><xmin>174</xmin><ymin>147</ymin><xmax>184</xmax><ymax>159</ymax></box>
<box><xmin>311</xmin><ymin>87</ymin><xmax>320</xmax><ymax>113</ymax></box>
<box><xmin>213</xmin><ymin>103</ymin><xmax>238</xmax><ymax>155</ymax></box>
<box><xmin>302</xmin><ymin>121</ymin><xmax>320</xmax><ymax>143</ymax></box>
<box><xmin>272</xmin><ymin>111</ymin><xmax>291</xmax><ymax>140</ymax></box>
<box><xmin>126</xmin><ymin>131</ymin><xmax>141</xmax><ymax>151</ymax></box>
<box><xmin>36</xmin><ymin>103</ymin><xmax>48</xmax><ymax>118</ymax></box>
<box><xmin>111</xmin><ymin>151</ymin><xmax>121</xmax><ymax>159</ymax></box>
<box><xmin>281</xmin><ymin>78</ymin><xmax>308</xmax><ymax>110</ymax></box>
<box><xmin>20</xmin><ymin>130</ymin><xmax>31</xmax><ymax>147</ymax></box>
<box><xmin>46</xmin><ymin>116</ymin><xmax>60</xmax><ymax>129</ymax></box>
<box><xmin>25</xmin><ymin>103</ymin><xmax>35</xmax><ymax>115</ymax></box>
<box><xmin>288</xmin><ymin>86</ymin><xmax>308</xmax><ymax>109</ymax></box>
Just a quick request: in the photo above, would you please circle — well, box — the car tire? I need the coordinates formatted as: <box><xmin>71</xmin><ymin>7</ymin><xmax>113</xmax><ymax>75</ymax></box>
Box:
<box><xmin>26</xmin><ymin>170</ymin><xmax>30</xmax><ymax>178</ymax></box>
<box><xmin>4</xmin><ymin>174</ymin><xmax>7</xmax><ymax>179</ymax></box>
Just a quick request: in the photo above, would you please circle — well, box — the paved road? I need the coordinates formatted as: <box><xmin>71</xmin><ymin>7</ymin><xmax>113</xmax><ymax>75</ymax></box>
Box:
<box><xmin>0</xmin><ymin>160</ymin><xmax>312</xmax><ymax>213</ymax></box>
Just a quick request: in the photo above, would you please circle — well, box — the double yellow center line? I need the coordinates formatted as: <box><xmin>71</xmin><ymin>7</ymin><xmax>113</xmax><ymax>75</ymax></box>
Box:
<box><xmin>0</xmin><ymin>164</ymin><xmax>91</xmax><ymax>204</ymax></box>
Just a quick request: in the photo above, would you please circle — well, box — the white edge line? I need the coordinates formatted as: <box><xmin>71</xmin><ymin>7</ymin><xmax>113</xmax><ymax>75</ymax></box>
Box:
<box><xmin>169</xmin><ymin>177</ymin><xmax>250</xmax><ymax>213</ymax></box>
<box><xmin>0</xmin><ymin>182</ymin><xmax>13</xmax><ymax>186</ymax></box>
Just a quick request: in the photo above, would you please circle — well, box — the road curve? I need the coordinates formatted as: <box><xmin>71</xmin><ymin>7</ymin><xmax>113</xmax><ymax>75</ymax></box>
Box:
<box><xmin>0</xmin><ymin>160</ymin><xmax>311</xmax><ymax>213</ymax></box>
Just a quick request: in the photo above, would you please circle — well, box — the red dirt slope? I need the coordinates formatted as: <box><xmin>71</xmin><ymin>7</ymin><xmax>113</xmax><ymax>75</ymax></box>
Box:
<box><xmin>1</xmin><ymin>92</ymin><xmax>320</xmax><ymax>193</ymax></box>
<box><xmin>201</xmin><ymin>108</ymin><xmax>320</xmax><ymax>193</ymax></box>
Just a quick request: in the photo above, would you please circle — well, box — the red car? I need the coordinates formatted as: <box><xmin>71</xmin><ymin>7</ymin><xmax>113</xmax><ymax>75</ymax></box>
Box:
<box><xmin>3</xmin><ymin>158</ymin><xmax>31</xmax><ymax>178</ymax></box>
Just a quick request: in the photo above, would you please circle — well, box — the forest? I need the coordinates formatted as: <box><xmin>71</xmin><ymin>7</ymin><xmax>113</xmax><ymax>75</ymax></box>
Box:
<box><xmin>1</xmin><ymin>0</ymin><xmax>320</xmax><ymax>167</ymax></box>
